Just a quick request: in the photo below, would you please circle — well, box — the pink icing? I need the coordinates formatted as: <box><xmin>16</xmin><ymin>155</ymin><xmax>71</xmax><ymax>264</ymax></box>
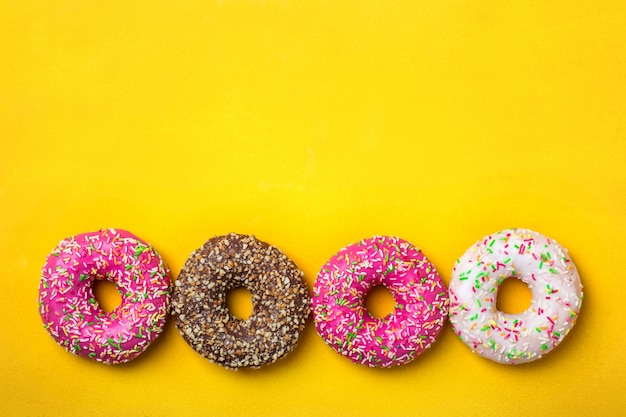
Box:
<box><xmin>38</xmin><ymin>228</ymin><xmax>171</xmax><ymax>364</ymax></box>
<box><xmin>312</xmin><ymin>236</ymin><xmax>449</xmax><ymax>367</ymax></box>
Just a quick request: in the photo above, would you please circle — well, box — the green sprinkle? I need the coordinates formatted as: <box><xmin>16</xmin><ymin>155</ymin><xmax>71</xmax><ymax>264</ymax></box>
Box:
<box><xmin>125</xmin><ymin>264</ymin><xmax>132</xmax><ymax>271</ymax></box>
<box><xmin>52</xmin><ymin>252</ymin><xmax>60</xmax><ymax>257</ymax></box>
<box><xmin>489</xmin><ymin>240</ymin><xmax>495</xmax><ymax>247</ymax></box>
<box><xmin>459</xmin><ymin>276</ymin><xmax>468</xmax><ymax>281</ymax></box>
<box><xmin>134</xmin><ymin>244</ymin><xmax>147</xmax><ymax>259</ymax></box>
<box><xmin>504</xmin><ymin>258</ymin><xmax>511</xmax><ymax>264</ymax></box>
<box><xmin>107</xmin><ymin>337</ymin><xmax>123</xmax><ymax>351</ymax></box>
<box><xmin>541</xmin><ymin>343</ymin><xmax>548</xmax><ymax>351</ymax></box>
<box><xmin>88</xmin><ymin>352</ymin><xmax>96</xmax><ymax>358</ymax></box>
<box><xmin>549</xmin><ymin>268</ymin><xmax>558</xmax><ymax>274</ymax></box>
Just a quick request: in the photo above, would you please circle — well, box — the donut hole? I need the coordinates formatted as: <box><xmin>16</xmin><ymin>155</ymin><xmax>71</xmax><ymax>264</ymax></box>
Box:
<box><xmin>92</xmin><ymin>279</ymin><xmax>122</xmax><ymax>313</ymax></box>
<box><xmin>496</xmin><ymin>277</ymin><xmax>532</xmax><ymax>314</ymax></box>
<box><xmin>364</xmin><ymin>285</ymin><xmax>395</xmax><ymax>319</ymax></box>
<box><xmin>226</xmin><ymin>286</ymin><xmax>253</xmax><ymax>320</ymax></box>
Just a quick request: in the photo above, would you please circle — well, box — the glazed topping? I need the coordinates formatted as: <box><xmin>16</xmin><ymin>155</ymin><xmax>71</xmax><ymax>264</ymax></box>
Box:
<box><xmin>172</xmin><ymin>233</ymin><xmax>310</xmax><ymax>370</ymax></box>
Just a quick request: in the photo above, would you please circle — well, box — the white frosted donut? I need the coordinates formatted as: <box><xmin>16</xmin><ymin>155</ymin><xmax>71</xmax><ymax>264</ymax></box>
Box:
<box><xmin>449</xmin><ymin>228</ymin><xmax>583</xmax><ymax>364</ymax></box>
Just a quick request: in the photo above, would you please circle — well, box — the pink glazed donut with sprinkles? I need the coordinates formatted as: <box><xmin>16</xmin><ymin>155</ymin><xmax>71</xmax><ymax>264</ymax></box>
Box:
<box><xmin>38</xmin><ymin>228</ymin><xmax>171</xmax><ymax>364</ymax></box>
<box><xmin>312</xmin><ymin>236</ymin><xmax>449</xmax><ymax>367</ymax></box>
<box><xmin>449</xmin><ymin>228</ymin><xmax>583</xmax><ymax>364</ymax></box>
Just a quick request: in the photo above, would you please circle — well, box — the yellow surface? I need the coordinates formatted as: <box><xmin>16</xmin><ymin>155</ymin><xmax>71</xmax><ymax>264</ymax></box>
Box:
<box><xmin>1</xmin><ymin>1</ymin><xmax>625</xmax><ymax>416</ymax></box>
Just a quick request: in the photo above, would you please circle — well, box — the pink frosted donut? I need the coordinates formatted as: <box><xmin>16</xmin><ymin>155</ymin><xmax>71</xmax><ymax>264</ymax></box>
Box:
<box><xmin>312</xmin><ymin>236</ymin><xmax>449</xmax><ymax>367</ymax></box>
<box><xmin>38</xmin><ymin>228</ymin><xmax>171</xmax><ymax>364</ymax></box>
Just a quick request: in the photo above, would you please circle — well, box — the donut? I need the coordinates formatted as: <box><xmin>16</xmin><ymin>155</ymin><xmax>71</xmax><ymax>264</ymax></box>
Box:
<box><xmin>312</xmin><ymin>236</ymin><xmax>449</xmax><ymax>368</ymax></box>
<box><xmin>172</xmin><ymin>233</ymin><xmax>310</xmax><ymax>370</ymax></box>
<box><xmin>449</xmin><ymin>228</ymin><xmax>584</xmax><ymax>364</ymax></box>
<box><xmin>38</xmin><ymin>228</ymin><xmax>172</xmax><ymax>364</ymax></box>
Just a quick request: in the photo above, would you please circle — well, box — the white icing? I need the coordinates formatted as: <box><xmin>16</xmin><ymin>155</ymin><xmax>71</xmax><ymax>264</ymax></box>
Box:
<box><xmin>449</xmin><ymin>228</ymin><xmax>583</xmax><ymax>364</ymax></box>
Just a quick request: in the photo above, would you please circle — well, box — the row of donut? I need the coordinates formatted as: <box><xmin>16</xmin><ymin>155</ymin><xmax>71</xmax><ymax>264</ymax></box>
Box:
<box><xmin>38</xmin><ymin>228</ymin><xmax>583</xmax><ymax>369</ymax></box>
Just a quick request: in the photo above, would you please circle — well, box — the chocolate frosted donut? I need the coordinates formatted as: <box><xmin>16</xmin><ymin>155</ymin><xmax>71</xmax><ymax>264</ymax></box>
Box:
<box><xmin>172</xmin><ymin>233</ymin><xmax>310</xmax><ymax>370</ymax></box>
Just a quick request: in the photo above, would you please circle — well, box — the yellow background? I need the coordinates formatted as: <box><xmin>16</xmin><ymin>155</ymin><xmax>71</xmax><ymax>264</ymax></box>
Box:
<box><xmin>1</xmin><ymin>1</ymin><xmax>625</xmax><ymax>416</ymax></box>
